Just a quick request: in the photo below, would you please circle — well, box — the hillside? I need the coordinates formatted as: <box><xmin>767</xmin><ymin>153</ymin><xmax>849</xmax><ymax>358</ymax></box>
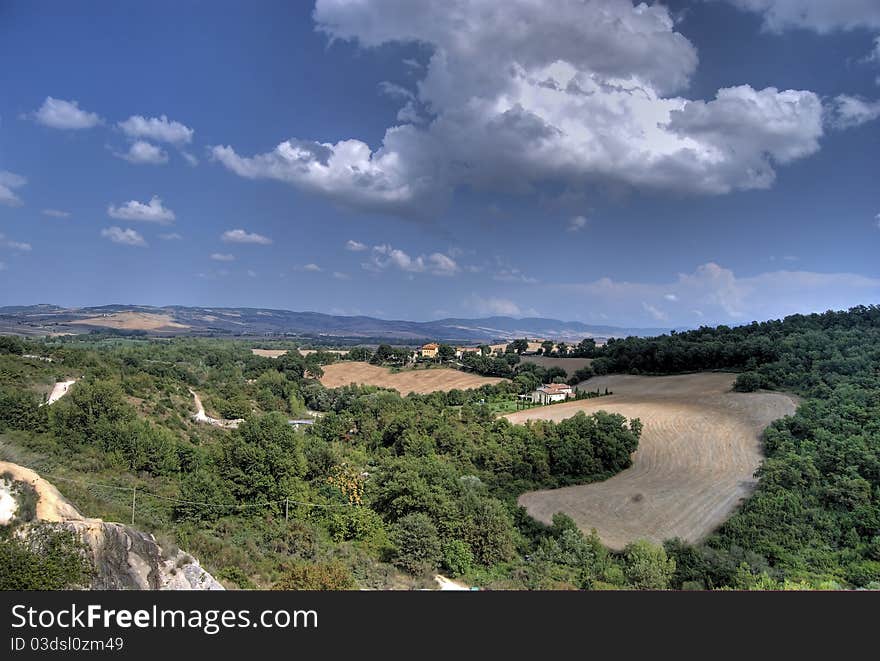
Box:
<box><xmin>0</xmin><ymin>304</ymin><xmax>671</xmax><ymax>342</ymax></box>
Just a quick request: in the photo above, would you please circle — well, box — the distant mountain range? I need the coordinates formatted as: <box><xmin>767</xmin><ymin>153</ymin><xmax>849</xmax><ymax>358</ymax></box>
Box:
<box><xmin>0</xmin><ymin>304</ymin><xmax>674</xmax><ymax>343</ymax></box>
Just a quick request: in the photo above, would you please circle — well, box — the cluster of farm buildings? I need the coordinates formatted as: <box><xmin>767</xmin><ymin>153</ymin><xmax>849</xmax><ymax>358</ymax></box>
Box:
<box><xmin>417</xmin><ymin>340</ymin><xmax>577</xmax><ymax>405</ymax></box>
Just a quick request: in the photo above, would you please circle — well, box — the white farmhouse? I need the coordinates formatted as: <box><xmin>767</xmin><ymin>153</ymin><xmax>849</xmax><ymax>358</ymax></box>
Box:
<box><xmin>531</xmin><ymin>383</ymin><xmax>574</xmax><ymax>404</ymax></box>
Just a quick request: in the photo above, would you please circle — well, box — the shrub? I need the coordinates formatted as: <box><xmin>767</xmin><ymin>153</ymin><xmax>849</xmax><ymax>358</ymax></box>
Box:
<box><xmin>442</xmin><ymin>539</ymin><xmax>474</xmax><ymax>576</ymax></box>
<box><xmin>272</xmin><ymin>561</ymin><xmax>356</xmax><ymax>590</ymax></box>
<box><xmin>392</xmin><ymin>512</ymin><xmax>441</xmax><ymax>574</ymax></box>
<box><xmin>0</xmin><ymin>523</ymin><xmax>92</xmax><ymax>590</ymax></box>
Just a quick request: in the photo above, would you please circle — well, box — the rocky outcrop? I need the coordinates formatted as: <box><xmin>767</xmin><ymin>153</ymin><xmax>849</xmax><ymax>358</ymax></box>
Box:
<box><xmin>0</xmin><ymin>461</ymin><xmax>223</xmax><ymax>590</ymax></box>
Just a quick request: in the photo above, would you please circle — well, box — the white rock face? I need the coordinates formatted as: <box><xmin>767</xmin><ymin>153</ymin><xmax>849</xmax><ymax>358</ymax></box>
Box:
<box><xmin>0</xmin><ymin>478</ymin><xmax>20</xmax><ymax>525</ymax></box>
<box><xmin>0</xmin><ymin>461</ymin><xmax>224</xmax><ymax>591</ymax></box>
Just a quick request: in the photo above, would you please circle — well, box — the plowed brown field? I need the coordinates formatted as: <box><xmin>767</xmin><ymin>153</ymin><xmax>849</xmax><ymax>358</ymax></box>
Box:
<box><xmin>507</xmin><ymin>373</ymin><xmax>797</xmax><ymax>549</ymax></box>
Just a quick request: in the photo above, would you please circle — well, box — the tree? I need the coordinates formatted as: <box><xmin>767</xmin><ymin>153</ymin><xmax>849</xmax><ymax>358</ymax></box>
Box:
<box><xmin>348</xmin><ymin>346</ymin><xmax>373</xmax><ymax>362</ymax></box>
<box><xmin>575</xmin><ymin>338</ymin><xmax>597</xmax><ymax>357</ymax></box>
<box><xmin>0</xmin><ymin>336</ymin><xmax>24</xmax><ymax>355</ymax></box>
<box><xmin>622</xmin><ymin>540</ymin><xmax>676</xmax><ymax>589</ymax></box>
<box><xmin>392</xmin><ymin>512</ymin><xmax>442</xmax><ymax>574</ymax></box>
<box><xmin>372</xmin><ymin>344</ymin><xmax>394</xmax><ymax>364</ymax></box>
<box><xmin>541</xmin><ymin>340</ymin><xmax>555</xmax><ymax>356</ymax></box>
<box><xmin>223</xmin><ymin>412</ymin><xmax>307</xmax><ymax>507</ymax></box>
<box><xmin>509</xmin><ymin>339</ymin><xmax>529</xmax><ymax>355</ymax></box>
<box><xmin>438</xmin><ymin>344</ymin><xmax>456</xmax><ymax>363</ymax></box>
<box><xmin>734</xmin><ymin>372</ymin><xmax>763</xmax><ymax>392</ymax></box>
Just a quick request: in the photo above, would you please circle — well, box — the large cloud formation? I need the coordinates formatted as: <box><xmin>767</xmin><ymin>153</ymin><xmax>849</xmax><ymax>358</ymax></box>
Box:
<box><xmin>212</xmin><ymin>0</ymin><xmax>841</xmax><ymax>217</ymax></box>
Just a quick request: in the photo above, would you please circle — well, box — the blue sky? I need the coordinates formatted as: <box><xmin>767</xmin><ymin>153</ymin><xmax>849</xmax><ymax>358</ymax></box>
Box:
<box><xmin>1</xmin><ymin>0</ymin><xmax>878</xmax><ymax>327</ymax></box>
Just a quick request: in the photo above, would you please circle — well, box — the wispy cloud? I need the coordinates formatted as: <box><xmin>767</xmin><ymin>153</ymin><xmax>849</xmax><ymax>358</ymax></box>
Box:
<box><xmin>0</xmin><ymin>234</ymin><xmax>32</xmax><ymax>252</ymax></box>
<box><xmin>465</xmin><ymin>295</ymin><xmax>537</xmax><ymax>318</ymax></box>
<box><xmin>42</xmin><ymin>208</ymin><xmax>70</xmax><ymax>218</ymax></box>
<box><xmin>101</xmin><ymin>226</ymin><xmax>147</xmax><ymax>247</ymax></box>
<box><xmin>568</xmin><ymin>215</ymin><xmax>588</xmax><ymax>232</ymax></box>
<box><xmin>221</xmin><ymin>229</ymin><xmax>272</xmax><ymax>245</ymax></box>
<box><xmin>345</xmin><ymin>239</ymin><xmax>368</xmax><ymax>252</ymax></box>
<box><xmin>210</xmin><ymin>253</ymin><xmax>235</xmax><ymax>262</ymax></box>
<box><xmin>0</xmin><ymin>171</ymin><xmax>26</xmax><ymax>207</ymax></box>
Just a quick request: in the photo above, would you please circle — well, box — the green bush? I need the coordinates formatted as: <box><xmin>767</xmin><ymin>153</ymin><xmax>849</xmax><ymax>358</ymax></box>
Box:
<box><xmin>0</xmin><ymin>524</ymin><xmax>92</xmax><ymax>590</ymax></box>
<box><xmin>392</xmin><ymin>513</ymin><xmax>441</xmax><ymax>575</ymax></box>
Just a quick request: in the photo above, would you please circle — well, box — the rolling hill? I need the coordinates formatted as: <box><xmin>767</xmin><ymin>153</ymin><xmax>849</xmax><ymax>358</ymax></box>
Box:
<box><xmin>0</xmin><ymin>304</ymin><xmax>672</xmax><ymax>343</ymax></box>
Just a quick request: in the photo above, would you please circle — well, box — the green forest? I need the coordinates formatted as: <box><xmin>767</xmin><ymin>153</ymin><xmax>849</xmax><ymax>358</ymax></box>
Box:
<box><xmin>1</xmin><ymin>304</ymin><xmax>879</xmax><ymax>590</ymax></box>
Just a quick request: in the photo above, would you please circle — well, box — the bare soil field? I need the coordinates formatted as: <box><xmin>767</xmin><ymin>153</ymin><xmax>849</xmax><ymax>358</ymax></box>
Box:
<box><xmin>319</xmin><ymin>361</ymin><xmax>505</xmax><ymax>394</ymax></box>
<box><xmin>507</xmin><ymin>373</ymin><xmax>798</xmax><ymax>549</ymax></box>
<box><xmin>70</xmin><ymin>312</ymin><xmax>189</xmax><ymax>332</ymax></box>
<box><xmin>519</xmin><ymin>355</ymin><xmax>593</xmax><ymax>376</ymax></box>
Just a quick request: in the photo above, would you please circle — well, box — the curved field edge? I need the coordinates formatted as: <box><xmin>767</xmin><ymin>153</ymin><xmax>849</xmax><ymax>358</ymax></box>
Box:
<box><xmin>506</xmin><ymin>373</ymin><xmax>798</xmax><ymax>550</ymax></box>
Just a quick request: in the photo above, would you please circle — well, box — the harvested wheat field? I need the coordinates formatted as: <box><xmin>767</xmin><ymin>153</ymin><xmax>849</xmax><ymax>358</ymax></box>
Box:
<box><xmin>320</xmin><ymin>361</ymin><xmax>505</xmax><ymax>394</ymax></box>
<box><xmin>519</xmin><ymin>355</ymin><xmax>593</xmax><ymax>375</ymax></box>
<box><xmin>251</xmin><ymin>349</ymin><xmax>289</xmax><ymax>358</ymax></box>
<box><xmin>298</xmin><ymin>349</ymin><xmax>349</xmax><ymax>357</ymax></box>
<box><xmin>507</xmin><ymin>373</ymin><xmax>798</xmax><ymax>549</ymax></box>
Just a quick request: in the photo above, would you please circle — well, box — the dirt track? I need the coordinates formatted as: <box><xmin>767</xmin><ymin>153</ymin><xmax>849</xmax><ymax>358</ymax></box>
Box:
<box><xmin>319</xmin><ymin>362</ymin><xmax>505</xmax><ymax>394</ymax></box>
<box><xmin>507</xmin><ymin>373</ymin><xmax>797</xmax><ymax>549</ymax></box>
<box><xmin>0</xmin><ymin>461</ymin><xmax>84</xmax><ymax>522</ymax></box>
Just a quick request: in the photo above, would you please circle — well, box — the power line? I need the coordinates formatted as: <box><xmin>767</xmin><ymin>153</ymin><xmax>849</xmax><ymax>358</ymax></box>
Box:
<box><xmin>39</xmin><ymin>471</ymin><xmax>355</xmax><ymax>512</ymax></box>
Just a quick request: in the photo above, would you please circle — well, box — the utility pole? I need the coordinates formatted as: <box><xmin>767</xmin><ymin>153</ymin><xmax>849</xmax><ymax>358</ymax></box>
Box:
<box><xmin>285</xmin><ymin>498</ymin><xmax>289</xmax><ymax>523</ymax></box>
<box><xmin>131</xmin><ymin>487</ymin><xmax>137</xmax><ymax>525</ymax></box>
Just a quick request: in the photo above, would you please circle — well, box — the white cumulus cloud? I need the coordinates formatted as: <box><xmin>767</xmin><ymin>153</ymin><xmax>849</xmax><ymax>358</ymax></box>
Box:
<box><xmin>345</xmin><ymin>239</ymin><xmax>368</xmax><ymax>251</ymax></box>
<box><xmin>29</xmin><ymin>97</ymin><xmax>101</xmax><ymax>129</ymax></box>
<box><xmin>107</xmin><ymin>196</ymin><xmax>175</xmax><ymax>224</ymax></box>
<box><xmin>118</xmin><ymin>114</ymin><xmax>194</xmax><ymax>145</ymax></box>
<box><xmin>210</xmin><ymin>0</ymin><xmax>840</xmax><ymax>219</ymax></box>
<box><xmin>364</xmin><ymin>243</ymin><xmax>459</xmax><ymax>276</ymax></box>
<box><xmin>118</xmin><ymin>140</ymin><xmax>169</xmax><ymax>165</ymax></box>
